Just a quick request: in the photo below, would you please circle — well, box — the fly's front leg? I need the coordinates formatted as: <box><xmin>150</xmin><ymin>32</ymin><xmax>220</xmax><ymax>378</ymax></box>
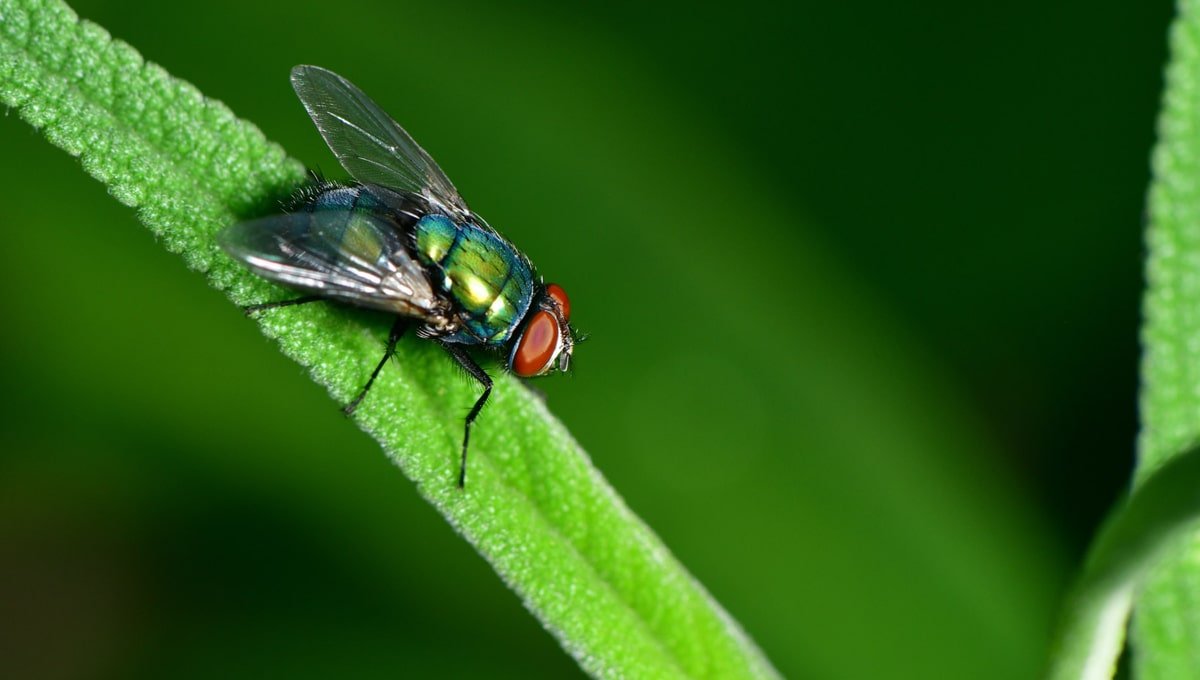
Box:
<box><xmin>343</xmin><ymin>318</ymin><xmax>409</xmax><ymax>415</ymax></box>
<box><xmin>438</xmin><ymin>342</ymin><xmax>493</xmax><ymax>488</ymax></box>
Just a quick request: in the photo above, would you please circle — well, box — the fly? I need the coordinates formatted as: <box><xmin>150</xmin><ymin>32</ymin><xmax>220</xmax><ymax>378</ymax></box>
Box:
<box><xmin>220</xmin><ymin>66</ymin><xmax>575</xmax><ymax>488</ymax></box>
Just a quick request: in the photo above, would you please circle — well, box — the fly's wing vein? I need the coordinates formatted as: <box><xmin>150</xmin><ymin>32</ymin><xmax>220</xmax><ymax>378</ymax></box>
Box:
<box><xmin>290</xmin><ymin>65</ymin><xmax>472</xmax><ymax>222</ymax></box>
<box><xmin>220</xmin><ymin>211</ymin><xmax>440</xmax><ymax>319</ymax></box>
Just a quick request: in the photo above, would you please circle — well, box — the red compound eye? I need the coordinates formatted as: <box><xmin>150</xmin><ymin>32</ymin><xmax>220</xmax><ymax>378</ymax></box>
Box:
<box><xmin>545</xmin><ymin>283</ymin><xmax>570</xmax><ymax>321</ymax></box>
<box><xmin>512</xmin><ymin>310</ymin><xmax>560</xmax><ymax>377</ymax></box>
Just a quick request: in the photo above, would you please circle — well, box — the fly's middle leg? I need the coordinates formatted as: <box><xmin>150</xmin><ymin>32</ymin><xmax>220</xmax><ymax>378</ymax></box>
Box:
<box><xmin>343</xmin><ymin>317</ymin><xmax>409</xmax><ymax>416</ymax></box>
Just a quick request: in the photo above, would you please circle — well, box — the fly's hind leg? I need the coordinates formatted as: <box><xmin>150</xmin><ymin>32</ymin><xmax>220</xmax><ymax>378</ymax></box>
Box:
<box><xmin>242</xmin><ymin>295</ymin><xmax>323</xmax><ymax>315</ymax></box>
<box><xmin>438</xmin><ymin>342</ymin><xmax>493</xmax><ymax>489</ymax></box>
<box><xmin>343</xmin><ymin>318</ymin><xmax>409</xmax><ymax>416</ymax></box>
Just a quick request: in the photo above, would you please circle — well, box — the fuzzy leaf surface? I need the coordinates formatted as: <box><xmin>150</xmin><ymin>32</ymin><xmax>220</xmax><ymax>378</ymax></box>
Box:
<box><xmin>1135</xmin><ymin>0</ymin><xmax>1200</xmax><ymax>676</ymax></box>
<box><xmin>0</xmin><ymin>0</ymin><xmax>778</xmax><ymax>677</ymax></box>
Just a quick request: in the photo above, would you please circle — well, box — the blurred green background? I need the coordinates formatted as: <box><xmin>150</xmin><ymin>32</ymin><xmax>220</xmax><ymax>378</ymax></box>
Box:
<box><xmin>0</xmin><ymin>0</ymin><xmax>1171</xmax><ymax>677</ymax></box>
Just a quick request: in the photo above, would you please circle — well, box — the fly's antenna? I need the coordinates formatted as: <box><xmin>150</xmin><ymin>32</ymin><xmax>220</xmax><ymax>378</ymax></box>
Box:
<box><xmin>563</xmin><ymin>329</ymin><xmax>588</xmax><ymax>378</ymax></box>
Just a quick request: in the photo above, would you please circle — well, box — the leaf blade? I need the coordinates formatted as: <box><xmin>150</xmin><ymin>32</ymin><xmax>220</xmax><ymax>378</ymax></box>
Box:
<box><xmin>1047</xmin><ymin>445</ymin><xmax>1200</xmax><ymax>679</ymax></box>
<box><xmin>1134</xmin><ymin>0</ymin><xmax>1200</xmax><ymax>675</ymax></box>
<box><xmin>0</xmin><ymin>0</ymin><xmax>778</xmax><ymax>677</ymax></box>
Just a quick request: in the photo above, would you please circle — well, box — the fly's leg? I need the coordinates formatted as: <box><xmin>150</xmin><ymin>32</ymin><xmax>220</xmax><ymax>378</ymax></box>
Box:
<box><xmin>439</xmin><ymin>342</ymin><xmax>493</xmax><ymax>489</ymax></box>
<box><xmin>343</xmin><ymin>318</ymin><xmax>409</xmax><ymax>416</ymax></box>
<box><xmin>242</xmin><ymin>295</ymin><xmax>323</xmax><ymax>315</ymax></box>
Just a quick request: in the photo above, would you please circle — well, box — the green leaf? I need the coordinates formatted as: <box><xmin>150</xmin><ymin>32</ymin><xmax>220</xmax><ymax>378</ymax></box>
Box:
<box><xmin>1135</xmin><ymin>0</ymin><xmax>1200</xmax><ymax>676</ymax></box>
<box><xmin>1046</xmin><ymin>444</ymin><xmax>1200</xmax><ymax>680</ymax></box>
<box><xmin>0</xmin><ymin>0</ymin><xmax>778</xmax><ymax>677</ymax></box>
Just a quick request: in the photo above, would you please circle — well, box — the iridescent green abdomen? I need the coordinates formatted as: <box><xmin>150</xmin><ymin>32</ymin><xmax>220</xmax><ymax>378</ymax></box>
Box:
<box><xmin>415</xmin><ymin>214</ymin><xmax>533</xmax><ymax>345</ymax></box>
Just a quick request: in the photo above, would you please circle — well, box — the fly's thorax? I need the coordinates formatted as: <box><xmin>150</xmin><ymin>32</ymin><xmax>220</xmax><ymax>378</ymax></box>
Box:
<box><xmin>414</xmin><ymin>215</ymin><xmax>533</xmax><ymax>345</ymax></box>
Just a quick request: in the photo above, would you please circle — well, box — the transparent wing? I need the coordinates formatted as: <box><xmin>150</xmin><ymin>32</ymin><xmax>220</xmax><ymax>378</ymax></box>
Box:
<box><xmin>220</xmin><ymin>210</ymin><xmax>443</xmax><ymax>319</ymax></box>
<box><xmin>291</xmin><ymin>65</ymin><xmax>471</xmax><ymax>221</ymax></box>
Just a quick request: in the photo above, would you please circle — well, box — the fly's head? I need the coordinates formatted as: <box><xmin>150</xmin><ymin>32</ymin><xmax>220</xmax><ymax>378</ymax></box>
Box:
<box><xmin>509</xmin><ymin>283</ymin><xmax>573</xmax><ymax>378</ymax></box>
